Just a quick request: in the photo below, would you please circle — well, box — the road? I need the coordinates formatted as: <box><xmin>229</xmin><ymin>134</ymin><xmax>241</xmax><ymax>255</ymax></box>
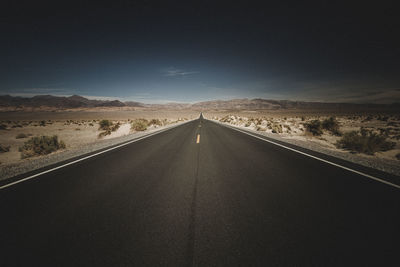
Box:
<box><xmin>1</xmin><ymin>115</ymin><xmax>400</xmax><ymax>266</ymax></box>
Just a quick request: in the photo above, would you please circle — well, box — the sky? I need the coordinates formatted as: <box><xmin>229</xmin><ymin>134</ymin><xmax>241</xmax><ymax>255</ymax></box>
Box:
<box><xmin>1</xmin><ymin>1</ymin><xmax>399</xmax><ymax>104</ymax></box>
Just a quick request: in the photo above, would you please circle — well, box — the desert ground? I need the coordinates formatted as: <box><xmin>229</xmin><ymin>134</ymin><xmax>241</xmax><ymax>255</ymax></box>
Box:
<box><xmin>1</xmin><ymin>107</ymin><xmax>399</xmax><ymax>179</ymax></box>
<box><xmin>0</xmin><ymin>109</ymin><xmax>199</xmax><ymax>176</ymax></box>
<box><xmin>203</xmin><ymin>110</ymin><xmax>400</xmax><ymax>171</ymax></box>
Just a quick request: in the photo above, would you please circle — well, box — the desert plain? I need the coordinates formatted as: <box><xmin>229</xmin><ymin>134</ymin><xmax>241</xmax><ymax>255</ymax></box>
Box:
<box><xmin>0</xmin><ymin>96</ymin><xmax>399</xmax><ymax>179</ymax></box>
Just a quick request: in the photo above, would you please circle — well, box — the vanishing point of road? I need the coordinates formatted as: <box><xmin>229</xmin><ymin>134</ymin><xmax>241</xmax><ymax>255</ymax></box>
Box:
<box><xmin>1</xmin><ymin>115</ymin><xmax>399</xmax><ymax>266</ymax></box>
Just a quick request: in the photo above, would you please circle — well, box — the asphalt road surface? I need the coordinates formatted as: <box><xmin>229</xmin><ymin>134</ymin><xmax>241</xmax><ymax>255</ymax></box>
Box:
<box><xmin>1</xmin><ymin>115</ymin><xmax>400</xmax><ymax>266</ymax></box>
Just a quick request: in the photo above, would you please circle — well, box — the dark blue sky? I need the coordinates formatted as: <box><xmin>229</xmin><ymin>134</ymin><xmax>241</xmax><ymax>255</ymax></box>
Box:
<box><xmin>1</xmin><ymin>1</ymin><xmax>399</xmax><ymax>103</ymax></box>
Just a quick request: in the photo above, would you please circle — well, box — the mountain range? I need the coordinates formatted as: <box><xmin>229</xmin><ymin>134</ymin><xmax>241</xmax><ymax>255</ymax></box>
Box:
<box><xmin>0</xmin><ymin>95</ymin><xmax>142</xmax><ymax>109</ymax></box>
<box><xmin>0</xmin><ymin>95</ymin><xmax>398</xmax><ymax>111</ymax></box>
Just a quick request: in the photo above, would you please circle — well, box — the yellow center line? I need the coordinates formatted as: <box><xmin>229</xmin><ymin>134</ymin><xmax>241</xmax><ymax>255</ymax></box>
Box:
<box><xmin>196</xmin><ymin>134</ymin><xmax>200</xmax><ymax>144</ymax></box>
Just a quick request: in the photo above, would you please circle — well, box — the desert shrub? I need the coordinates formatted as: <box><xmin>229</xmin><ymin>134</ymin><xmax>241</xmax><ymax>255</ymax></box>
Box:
<box><xmin>98</xmin><ymin>120</ymin><xmax>120</xmax><ymax>137</ymax></box>
<box><xmin>387</xmin><ymin>121</ymin><xmax>398</xmax><ymax>127</ymax></box>
<box><xmin>39</xmin><ymin>120</ymin><xmax>46</xmax><ymax>126</ymax></box>
<box><xmin>89</xmin><ymin>123</ymin><xmax>94</xmax><ymax>126</ymax></box>
<box><xmin>377</xmin><ymin>115</ymin><xmax>389</xmax><ymax>121</ymax></box>
<box><xmin>16</xmin><ymin>133</ymin><xmax>28</xmax><ymax>139</ymax></box>
<box><xmin>148</xmin><ymin>119</ymin><xmax>162</xmax><ymax>126</ymax></box>
<box><xmin>271</xmin><ymin>124</ymin><xmax>282</xmax><ymax>133</ymax></box>
<box><xmin>131</xmin><ymin>119</ymin><xmax>148</xmax><ymax>131</ymax></box>
<box><xmin>304</xmin><ymin>120</ymin><xmax>323</xmax><ymax>136</ymax></box>
<box><xmin>19</xmin><ymin>135</ymin><xmax>66</xmax><ymax>158</ymax></box>
<box><xmin>362</xmin><ymin>115</ymin><xmax>373</xmax><ymax>122</ymax></box>
<box><xmin>0</xmin><ymin>144</ymin><xmax>10</xmax><ymax>153</ymax></box>
<box><xmin>378</xmin><ymin>127</ymin><xmax>392</xmax><ymax>136</ymax></box>
<box><xmin>283</xmin><ymin>125</ymin><xmax>291</xmax><ymax>131</ymax></box>
<box><xmin>0</xmin><ymin>124</ymin><xmax>7</xmax><ymax>130</ymax></box>
<box><xmin>396</xmin><ymin>153</ymin><xmax>400</xmax><ymax>160</ymax></box>
<box><xmin>336</xmin><ymin>129</ymin><xmax>395</xmax><ymax>155</ymax></box>
<box><xmin>322</xmin><ymin>117</ymin><xmax>341</xmax><ymax>135</ymax></box>
<box><xmin>98</xmin><ymin>130</ymin><xmax>111</xmax><ymax>138</ymax></box>
<box><xmin>99</xmin><ymin>119</ymin><xmax>112</xmax><ymax>130</ymax></box>
<box><xmin>220</xmin><ymin>116</ymin><xmax>230</xmax><ymax>123</ymax></box>
<box><xmin>301</xmin><ymin>116</ymin><xmax>305</xmax><ymax>121</ymax></box>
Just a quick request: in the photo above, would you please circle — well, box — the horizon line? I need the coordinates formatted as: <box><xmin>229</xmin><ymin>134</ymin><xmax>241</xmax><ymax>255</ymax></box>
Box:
<box><xmin>1</xmin><ymin>93</ymin><xmax>399</xmax><ymax>105</ymax></box>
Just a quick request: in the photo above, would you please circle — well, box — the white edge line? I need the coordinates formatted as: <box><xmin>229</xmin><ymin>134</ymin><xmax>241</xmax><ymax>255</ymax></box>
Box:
<box><xmin>211</xmin><ymin>120</ymin><xmax>400</xmax><ymax>190</ymax></box>
<box><xmin>0</xmin><ymin>120</ymin><xmax>194</xmax><ymax>190</ymax></box>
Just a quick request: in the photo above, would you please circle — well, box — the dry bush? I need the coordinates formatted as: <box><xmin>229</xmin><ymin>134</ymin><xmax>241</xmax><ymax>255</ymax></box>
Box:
<box><xmin>98</xmin><ymin>120</ymin><xmax>120</xmax><ymax>137</ymax></box>
<box><xmin>322</xmin><ymin>117</ymin><xmax>341</xmax><ymax>136</ymax></box>
<box><xmin>245</xmin><ymin>121</ymin><xmax>252</xmax><ymax>127</ymax></box>
<box><xmin>99</xmin><ymin>119</ymin><xmax>112</xmax><ymax>130</ymax></box>
<box><xmin>304</xmin><ymin>120</ymin><xmax>323</xmax><ymax>136</ymax></box>
<box><xmin>387</xmin><ymin>121</ymin><xmax>398</xmax><ymax>127</ymax></box>
<box><xmin>19</xmin><ymin>135</ymin><xmax>66</xmax><ymax>158</ymax></box>
<box><xmin>0</xmin><ymin>144</ymin><xmax>10</xmax><ymax>153</ymax></box>
<box><xmin>131</xmin><ymin>119</ymin><xmax>148</xmax><ymax>131</ymax></box>
<box><xmin>11</xmin><ymin>123</ymin><xmax>23</xmax><ymax>128</ymax></box>
<box><xmin>271</xmin><ymin>124</ymin><xmax>283</xmax><ymax>133</ymax></box>
<box><xmin>336</xmin><ymin>129</ymin><xmax>395</xmax><ymax>155</ymax></box>
<box><xmin>362</xmin><ymin>115</ymin><xmax>373</xmax><ymax>122</ymax></box>
<box><xmin>220</xmin><ymin>116</ymin><xmax>231</xmax><ymax>123</ymax></box>
<box><xmin>377</xmin><ymin>115</ymin><xmax>389</xmax><ymax>121</ymax></box>
<box><xmin>16</xmin><ymin>133</ymin><xmax>28</xmax><ymax>139</ymax></box>
<box><xmin>148</xmin><ymin>119</ymin><xmax>163</xmax><ymax>126</ymax></box>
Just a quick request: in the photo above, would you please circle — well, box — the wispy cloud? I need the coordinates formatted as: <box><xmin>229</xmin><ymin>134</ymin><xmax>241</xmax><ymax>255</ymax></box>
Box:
<box><xmin>162</xmin><ymin>67</ymin><xmax>199</xmax><ymax>77</ymax></box>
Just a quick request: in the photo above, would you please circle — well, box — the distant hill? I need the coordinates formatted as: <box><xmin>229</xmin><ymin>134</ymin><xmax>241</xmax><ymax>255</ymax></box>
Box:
<box><xmin>0</xmin><ymin>95</ymin><xmax>397</xmax><ymax>111</ymax></box>
<box><xmin>189</xmin><ymin>98</ymin><xmax>399</xmax><ymax>111</ymax></box>
<box><xmin>0</xmin><ymin>95</ymin><xmax>143</xmax><ymax>109</ymax></box>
